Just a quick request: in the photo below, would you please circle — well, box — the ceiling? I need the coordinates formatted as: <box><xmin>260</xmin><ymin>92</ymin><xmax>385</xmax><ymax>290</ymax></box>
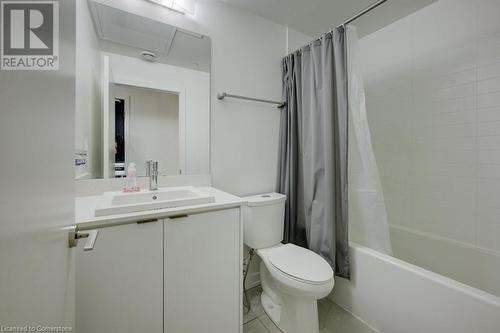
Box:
<box><xmin>218</xmin><ymin>0</ymin><xmax>437</xmax><ymax>37</ymax></box>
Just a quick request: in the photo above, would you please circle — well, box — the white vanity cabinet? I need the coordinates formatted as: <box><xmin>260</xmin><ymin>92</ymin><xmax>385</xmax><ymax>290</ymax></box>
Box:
<box><xmin>76</xmin><ymin>207</ymin><xmax>242</xmax><ymax>333</ymax></box>
<box><xmin>76</xmin><ymin>220</ymin><xmax>164</xmax><ymax>333</ymax></box>
<box><xmin>163</xmin><ymin>208</ymin><xmax>241</xmax><ymax>333</ymax></box>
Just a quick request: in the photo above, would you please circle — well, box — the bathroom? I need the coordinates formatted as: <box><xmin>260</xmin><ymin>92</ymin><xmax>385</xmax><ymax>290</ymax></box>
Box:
<box><xmin>1</xmin><ymin>0</ymin><xmax>500</xmax><ymax>332</ymax></box>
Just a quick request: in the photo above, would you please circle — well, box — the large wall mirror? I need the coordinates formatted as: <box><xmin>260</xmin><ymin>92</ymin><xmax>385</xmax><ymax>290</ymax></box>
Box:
<box><xmin>75</xmin><ymin>0</ymin><xmax>210</xmax><ymax>179</ymax></box>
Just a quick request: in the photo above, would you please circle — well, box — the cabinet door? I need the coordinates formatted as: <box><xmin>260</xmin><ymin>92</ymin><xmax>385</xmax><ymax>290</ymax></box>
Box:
<box><xmin>76</xmin><ymin>221</ymin><xmax>163</xmax><ymax>333</ymax></box>
<box><xmin>164</xmin><ymin>208</ymin><xmax>241</xmax><ymax>333</ymax></box>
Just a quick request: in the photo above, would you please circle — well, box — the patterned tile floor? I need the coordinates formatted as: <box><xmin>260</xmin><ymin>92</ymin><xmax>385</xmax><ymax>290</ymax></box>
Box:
<box><xmin>243</xmin><ymin>286</ymin><xmax>376</xmax><ymax>333</ymax></box>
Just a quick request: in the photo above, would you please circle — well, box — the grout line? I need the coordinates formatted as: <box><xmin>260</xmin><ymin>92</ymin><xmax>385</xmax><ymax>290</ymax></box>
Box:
<box><xmin>244</xmin><ymin>317</ymin><xmax>259</xmax><ymax>325</ymax></box>
<box><xmin>257</xmin><ymin>312</ymin><xmax>282</xmax><ymax>333</ymax></box>
<box><xmin>256</xmin><ymin>317</ymin><xmax>272</xmax><ymax>333</ymax></box>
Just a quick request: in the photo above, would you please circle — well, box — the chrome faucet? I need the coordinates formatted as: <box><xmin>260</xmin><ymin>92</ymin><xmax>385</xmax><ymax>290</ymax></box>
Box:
<box><xmin>146</xmin><ymin>160</ymin><xmax>159</xmax><ymax>190</ymax></box>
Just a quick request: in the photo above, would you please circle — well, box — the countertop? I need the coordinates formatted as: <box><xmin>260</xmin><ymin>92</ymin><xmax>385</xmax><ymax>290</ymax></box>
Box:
<box><xmin>75</xmin><ymin>186</ymin><xmax>245</xmax><ymax>230</ymax></box>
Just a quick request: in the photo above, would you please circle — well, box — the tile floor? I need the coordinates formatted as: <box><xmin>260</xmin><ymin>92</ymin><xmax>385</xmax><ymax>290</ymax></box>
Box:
<box><xmin>243</xmin><ymin>286</ymin><xmax>376</xmax><ymax>333</ymax></box>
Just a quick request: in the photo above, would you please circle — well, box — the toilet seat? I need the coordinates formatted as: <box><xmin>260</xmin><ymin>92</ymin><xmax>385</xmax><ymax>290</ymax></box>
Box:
<box><xmin>258</xmin><ymin>243</ymin><xmax>335</xmax><ymax>302</ymax></box>
<box><xmin>267</xmin><ymin>244</ymin><xmax>333</xmax><ymax>284</ymax></box>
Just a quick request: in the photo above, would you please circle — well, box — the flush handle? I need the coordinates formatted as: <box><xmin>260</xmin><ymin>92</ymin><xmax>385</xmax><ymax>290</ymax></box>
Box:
<box><xmin>69</xmin><ymin>228</ymin><xmax>99</xmax><ymax>251</ymax></box>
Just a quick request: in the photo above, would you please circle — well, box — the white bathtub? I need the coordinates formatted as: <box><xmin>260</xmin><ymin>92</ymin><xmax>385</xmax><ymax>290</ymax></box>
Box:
<box><xmin>330</xmin><ymin>241</ymin><xmax>500</xmax><ymax>333</ymax></box>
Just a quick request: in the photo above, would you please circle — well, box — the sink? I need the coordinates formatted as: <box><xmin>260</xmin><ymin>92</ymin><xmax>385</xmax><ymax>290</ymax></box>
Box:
<box><xmin>95</xmin><ymin>186</ymin><xmax>215</xmax><ymax>217</ymax></box>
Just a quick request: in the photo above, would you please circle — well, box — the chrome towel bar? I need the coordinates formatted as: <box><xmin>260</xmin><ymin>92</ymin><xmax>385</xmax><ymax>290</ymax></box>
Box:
<box><xmin>217</xmin><ymin>92</ymin><xmax>286</xmax><ymax>109</ymax></box>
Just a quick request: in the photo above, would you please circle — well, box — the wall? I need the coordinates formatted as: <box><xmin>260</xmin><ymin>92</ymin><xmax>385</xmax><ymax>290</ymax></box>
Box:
<box><xmin>76</xmin><ymin>0</ymin><xmax>102</xmax><ymax>179</ymax></box>
<box><xmin>286</xmin><ymin>27</ymin><xmax>313</xmax><ymax>53</ymax></box>
<box><xmin>357</xmin><ymin>0</ymin><xmax>500</xmax><ymax>280</ymax></box>
<box><xmin>107</xmin><ymin>52</ymin><xmax>210</xmax><ymax>175</ymax></box>
<box><xmin>115</xmin><ymin>84</ymin><xmax>180</xmax><ymax>175</ymax></box>
<box><xmin>0</xmin><ymin>0</ymin><xmax>76</xmax><ymax>328</ymax></box>
<box><xmin>202</xmin><ymin>1</ymin><xmax>286</xmax><ymax>195</ymax></box>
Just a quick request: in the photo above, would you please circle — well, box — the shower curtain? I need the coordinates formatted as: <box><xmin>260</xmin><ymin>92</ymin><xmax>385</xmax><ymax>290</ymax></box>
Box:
<box><xmin>278</xmin><ymin>27</ymin><xmax>350</xmax><ymax>278</ymax></box>
<box><xmin>346</xmin><ymin>26</ymin><xmax>392</xmax><ymax>255</ymax></box>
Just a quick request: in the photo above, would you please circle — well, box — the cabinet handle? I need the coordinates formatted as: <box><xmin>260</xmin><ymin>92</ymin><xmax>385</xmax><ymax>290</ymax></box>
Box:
<box><xmin>137</xmin><ymin>219</ymin><xmax>158</xmax><ymax>224</ymax></box>
<box><xmin>84</xmin><ymin>230</ymin><xmax>99</xmax><ymax>251</ymax></box>
<box><xmin>168</xmin><ymin>214</ymin><xmax>188</xmax><ymax>220</ymax></box>
<box><xmin>68</xmin><ymin>228</ymin><xmax>99</xmax><ymax>251</ymax></box>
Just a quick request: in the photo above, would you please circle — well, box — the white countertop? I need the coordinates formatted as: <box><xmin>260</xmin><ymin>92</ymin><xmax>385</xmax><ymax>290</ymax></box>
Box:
<box><xmin>75</xmin><ymin>186</ymin><xmax>245</xmax><ymax>230</ymax></box>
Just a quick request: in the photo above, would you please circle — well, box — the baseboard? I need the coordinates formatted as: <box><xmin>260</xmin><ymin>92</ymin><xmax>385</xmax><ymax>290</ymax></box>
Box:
<box><xmin>244</xmin><ymin>272</ymin><xmax>261</xmax><ymax>289</ymax></box>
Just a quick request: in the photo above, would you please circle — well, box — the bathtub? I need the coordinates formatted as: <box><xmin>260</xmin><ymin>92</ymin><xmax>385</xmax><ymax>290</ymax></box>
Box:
<box><xmin>330</xmin><ymin>240</ymin><xmax>500</xmax><ymax>333</ymax></box>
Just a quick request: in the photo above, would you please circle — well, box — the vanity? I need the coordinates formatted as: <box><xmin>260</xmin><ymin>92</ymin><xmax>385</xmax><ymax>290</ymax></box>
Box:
<box><xmin>75</xmin><ymin>186</ymin><xmax>244</xmax><ymax>333</ymax></box>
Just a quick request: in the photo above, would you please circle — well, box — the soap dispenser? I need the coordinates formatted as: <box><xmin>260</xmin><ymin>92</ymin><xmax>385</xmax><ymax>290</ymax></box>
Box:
<box><xmin>124</xmin><ymin>162</ymin><xmax>140</xmax><ymax>192</ymax></box>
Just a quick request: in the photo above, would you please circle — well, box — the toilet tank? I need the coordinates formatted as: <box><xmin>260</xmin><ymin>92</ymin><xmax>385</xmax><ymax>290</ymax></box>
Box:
<box><xmin>242</xmin><ymin>193</ymin><xmax>286</xmax><ymax>249</ymax></box>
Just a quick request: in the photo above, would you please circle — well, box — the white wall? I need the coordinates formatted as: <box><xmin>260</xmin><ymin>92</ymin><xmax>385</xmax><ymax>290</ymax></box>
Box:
<box><xmin>286</xmin><ymin>27</ymin><xmax>313</xmax><ymax>53</ymax></box>
<box><xmin>76</xmin><ymin>0</ymin><xmax>102</xmax><ymax>179</ymax></box>
<box><xmin>358</xmin><ymin>0</ymin><xmax>500</xmax><ymax>271</ymax></box>
<box><xmin>0</xmin><ymin>0</ymin><xmax>76</xmax><ymax>328</ymax></box>
<box><xmin>202</xmin><ymin>1</ymin><xmax>286</xmax><ymax>195</ymax></box>
<box><xmin>107</xmin><ymin>52</ymin><xmax>210</xmax><ymax>175</ymax></box>
<box><xmin>115</xmin><ymin>85</ymin><xmax>180</xmax><ymax>175</ymax></box>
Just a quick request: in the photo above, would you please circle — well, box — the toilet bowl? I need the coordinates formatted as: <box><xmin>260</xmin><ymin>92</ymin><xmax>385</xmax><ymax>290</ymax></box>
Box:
<box><xmin>242</xmin><ymin>193</ymin><xmax>335</xmax><ymax>333</ymax></box>
<box><xmin>257</xmin><ymin>243</ymin><xmax>334</xmax><ymax>333</ymax></box>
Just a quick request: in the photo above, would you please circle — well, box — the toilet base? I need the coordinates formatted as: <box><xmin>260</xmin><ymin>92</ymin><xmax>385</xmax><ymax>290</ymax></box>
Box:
<box><xmin>261</xmin><ymin>292</ymin><xmax>281</xmax><ymax>326</ymax></box>
<box><xmin>261</xmin><ymin>289</ymin><xmax>319</xmax><ymax>333</ymax></box>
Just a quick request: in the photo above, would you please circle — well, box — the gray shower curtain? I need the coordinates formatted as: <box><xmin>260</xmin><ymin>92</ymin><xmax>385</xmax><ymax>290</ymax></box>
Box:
<box><xmin>277</xmin><ymin>27</ymin><xmax>349</xmax><ymax>278</ymax></box>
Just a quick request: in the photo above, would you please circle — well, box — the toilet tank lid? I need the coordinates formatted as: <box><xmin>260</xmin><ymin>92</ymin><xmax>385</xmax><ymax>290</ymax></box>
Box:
<box><xmin>242</xmin><ymin>193</ymin><xmax>286</xmax><ymax>207</ymax></box>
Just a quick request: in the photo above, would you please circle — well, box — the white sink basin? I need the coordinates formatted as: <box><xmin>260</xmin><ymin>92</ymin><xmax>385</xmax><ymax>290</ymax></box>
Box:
<box><xmin>94</xmin><ymin>186</ymin><xmax>215</xmax><ymax>217</ymax></box>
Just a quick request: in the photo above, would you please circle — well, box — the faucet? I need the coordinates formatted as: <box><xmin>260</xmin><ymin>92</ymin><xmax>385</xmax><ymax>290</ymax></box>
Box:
<box><xmin>146</xmin><ymin>160</ymin><xmax>159</xmax><ymax>190</ymax></box>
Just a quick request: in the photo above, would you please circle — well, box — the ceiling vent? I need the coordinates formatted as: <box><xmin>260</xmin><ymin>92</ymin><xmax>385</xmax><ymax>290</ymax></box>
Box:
<box><xmin>90</xmin><ymin>2</ymin><xmax>177</xmax><ymax>55</ymax></box>
<box><xmin>140</xmin><ymin>51</ymin><xmax>157</xmax><ymax>62</ymax></box>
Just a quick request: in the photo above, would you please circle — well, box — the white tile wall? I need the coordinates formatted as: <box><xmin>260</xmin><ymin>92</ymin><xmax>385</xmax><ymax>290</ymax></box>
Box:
<box><xmin>359</xmin><ymin>0</ymin><xmax>500</xmax><ymax>254</ymax></box>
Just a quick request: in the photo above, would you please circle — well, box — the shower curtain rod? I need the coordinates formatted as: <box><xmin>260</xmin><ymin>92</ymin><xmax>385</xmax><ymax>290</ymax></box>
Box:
<box><xmin>340</xmin><ymin>0</ymin><xmax>388</xmax><ymax>28</ymax></box>
<box><xmin>217</xmin><ymin>92</ymin><xmax>286</xmax><ymax>109</ymax></box>
<box><xmin>286</xmin><ymin>0</ymin><xmax>388</xmax><ymax>56</ymax></box>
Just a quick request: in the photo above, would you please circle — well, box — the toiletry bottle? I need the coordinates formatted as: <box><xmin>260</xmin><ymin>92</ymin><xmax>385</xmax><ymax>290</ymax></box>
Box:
<box><xmin>124</xmin><ymin>162</ymin><xmax>139</xmax><ymax>192</ymax></box>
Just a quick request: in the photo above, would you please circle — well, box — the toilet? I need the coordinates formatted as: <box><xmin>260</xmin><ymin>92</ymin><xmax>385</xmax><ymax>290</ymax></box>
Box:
<box><xmin>243</xmin><ymin>193</ymin><xmax>335</xmax><ymax>333</ymax></box>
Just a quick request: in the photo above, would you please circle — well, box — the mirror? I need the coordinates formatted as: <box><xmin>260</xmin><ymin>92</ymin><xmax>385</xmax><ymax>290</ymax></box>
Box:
<box><xmin>75</xmin><ymin>1</ymin><xmax>211</xmax><ymax>179</ymax></box>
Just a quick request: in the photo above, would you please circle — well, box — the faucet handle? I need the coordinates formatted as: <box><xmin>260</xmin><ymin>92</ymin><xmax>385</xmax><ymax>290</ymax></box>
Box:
<box><xmin>146</xmin><ymin>160</ymin><xmax>152</xmax><ymax>176</ymax></box>
<box><xmin>146</xmin><ymin>160</ymin><xmax>158</xmax><ymax>176</ymax></box>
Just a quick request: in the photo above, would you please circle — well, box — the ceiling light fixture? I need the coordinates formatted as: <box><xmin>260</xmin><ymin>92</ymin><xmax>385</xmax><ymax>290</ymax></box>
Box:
<box><xmin>147</xmin><ymin>0</ymin><xmax>196</xmax><ymax>15</ymax></box>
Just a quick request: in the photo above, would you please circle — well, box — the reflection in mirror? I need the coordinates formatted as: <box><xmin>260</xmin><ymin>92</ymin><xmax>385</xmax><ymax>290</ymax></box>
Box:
<box><xmin>113</xmin><ymin>85</ymin><xmax>181</xmax><ymax>177</ymax></box>
<box><xmin>75</xmin><ymin>0</ymin><xmax>210</xmax><ymax>180</ymax></box>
